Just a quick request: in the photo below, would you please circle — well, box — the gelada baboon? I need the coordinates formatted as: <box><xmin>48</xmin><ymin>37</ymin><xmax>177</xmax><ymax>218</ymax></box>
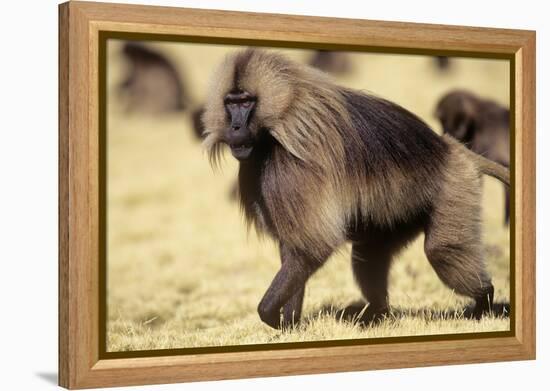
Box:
<box><xmin>436</xmin><ymin>90</ymin><xmax>510</xmax><ymax>223</ymax></box>
<box><xmin>202</xmin><ymin>49</ymin><xmax>510</xmax><ymax>329</ymax></box>
<box><xmin>119</xmin><ymin>42</ymin><xmax>187</xmax><ymax>114</ymax></box>
<box><xmin>434</xmin><ymin>56</ymin><xmax>451</xmax><ymax>71</ymax></box>
<box><xmin>309</xmin><ymin>50</ymin><xmax>352</xmax><ymax>75</ymax></box>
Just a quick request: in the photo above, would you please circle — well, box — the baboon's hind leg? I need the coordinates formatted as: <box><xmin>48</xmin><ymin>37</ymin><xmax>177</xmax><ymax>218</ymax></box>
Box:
<box><xmin>424</xmin><ymin>195</ymin><xmax>494</xmax><ymax>319</ymax></box>
<box><xmin>351</xmin><ymin>243</ymin><xmax>392</xmax><ymax>324</ymax></box>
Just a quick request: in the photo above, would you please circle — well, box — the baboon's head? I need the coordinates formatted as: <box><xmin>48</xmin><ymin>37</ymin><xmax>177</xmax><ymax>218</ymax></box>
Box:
<box><xmin>201</xmin><ymin>49</ymin><xmax>297</xmax><ymax>162</ymax></box>
<box><xmin>435</xmin><ymin>90</ymin><xmax>481</xmax><ymax>144</ymax></box>
<box><xmin>201</xmin><ymin>48</ymin><xmax>349</xmax><ymax>165</ymax></box>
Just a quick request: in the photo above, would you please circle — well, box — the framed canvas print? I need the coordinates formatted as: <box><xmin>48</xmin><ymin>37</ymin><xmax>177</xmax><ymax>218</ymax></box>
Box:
<box><xmin>58</xmin><ymin>1</ymin><xmax>536</xmax><ymax>389</ymax></box>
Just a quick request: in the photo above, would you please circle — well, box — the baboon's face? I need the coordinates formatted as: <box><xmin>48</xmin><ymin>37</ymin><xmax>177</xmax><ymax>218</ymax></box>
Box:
<box><xmin>222</xmin><ymin>90</ymin><xmax>259</xmax><ymax>161</ymax></box>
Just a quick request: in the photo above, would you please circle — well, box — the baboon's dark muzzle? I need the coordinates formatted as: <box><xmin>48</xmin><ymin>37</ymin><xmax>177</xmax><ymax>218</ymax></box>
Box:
<box><xmin>227</xmin><ymin>129</ymin><xmax>254</xmax><ymax>161</ymax></box>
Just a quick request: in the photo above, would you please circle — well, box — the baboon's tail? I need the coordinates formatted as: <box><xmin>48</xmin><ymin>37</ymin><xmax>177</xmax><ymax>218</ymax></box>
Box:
<box><xmin>466</xmin><ymin>149</ymin><xmax>510</xmax><ymax>186</ymax></box>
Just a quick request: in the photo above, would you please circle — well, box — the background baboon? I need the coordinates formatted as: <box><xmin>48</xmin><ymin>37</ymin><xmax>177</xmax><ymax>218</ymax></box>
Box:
<box><xmin>434</xmin><ymin>56</ymin><xmax>451</xmax><ymax>71</ymax></box>
<box><xmin>203</xmin><ymin>49</ymin><xmax>509</xmax><ymax>329</ymax></box>
<box><xmin>308</xmin><ymin>50</ymin><xmax>352</xmax><ymax>75</ymax></box>
<box><xmin>119</xmin><ymin>42</ymin><xmax>188</xmax><ymax>114</ymax></box>
<box><xmin>436</xmin><ymin>90</ymin><xmax>510</xmax><ymax>223</ymax></box>
<box><xmin>191</xmin><ymin>106</ymin><xmax>206</xmax><ymax>139</ymax></box>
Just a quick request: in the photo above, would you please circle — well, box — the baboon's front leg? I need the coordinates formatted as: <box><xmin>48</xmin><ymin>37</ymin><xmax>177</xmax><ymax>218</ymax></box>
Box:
<box><xmin>257</xmin><ymin>245</ymin><xmax>325</xmax><ymax>329</ymax></box>
<box><xmin>280</xmin><ymin>287</ymin><xmax>305</xmax><ymax>329</ymax></box>
<box><xmin>279</xmin><ymin>244</ymin><xmax>306</xmax><ymax>328</ymax></box>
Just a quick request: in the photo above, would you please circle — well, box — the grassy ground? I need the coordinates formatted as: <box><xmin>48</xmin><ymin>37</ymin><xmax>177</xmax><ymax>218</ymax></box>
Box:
<box><xmin>106</xmin><ymin>42</ymin><xmax>510</xmax><ymax>352</ymax></box>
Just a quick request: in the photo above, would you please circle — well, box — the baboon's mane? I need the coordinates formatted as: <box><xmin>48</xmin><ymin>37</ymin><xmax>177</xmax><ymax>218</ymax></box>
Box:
<box><xmin>203</xmin><ymin>49</ymin><xmax>449</xmax><ymax>256</ymax></box>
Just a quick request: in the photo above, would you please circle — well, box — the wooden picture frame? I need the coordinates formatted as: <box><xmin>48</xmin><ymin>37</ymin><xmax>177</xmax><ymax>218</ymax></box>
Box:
<box><xmin>59</xmin><ymin>1</ymin><xmax>536</xmax><ymax>389</ymax></box>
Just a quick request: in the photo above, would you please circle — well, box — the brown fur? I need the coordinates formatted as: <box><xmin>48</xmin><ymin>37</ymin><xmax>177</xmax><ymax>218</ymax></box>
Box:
<box><xmin>203</xmin><ymin>49</ymin><xmax>509</xmax><ymax>329</ymax></box>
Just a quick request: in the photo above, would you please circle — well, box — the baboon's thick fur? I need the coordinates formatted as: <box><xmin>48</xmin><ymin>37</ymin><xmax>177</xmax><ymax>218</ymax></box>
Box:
<box><xmin>203</xmin><ymin>49</ymin><xmax>509</xmax><ymax>327</ymax></box>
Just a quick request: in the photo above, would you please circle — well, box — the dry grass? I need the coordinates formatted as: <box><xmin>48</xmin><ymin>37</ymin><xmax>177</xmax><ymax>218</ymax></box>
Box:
<box><xmin>106</xmin><ymin>42</ymin><xmax>510</xmax><ymax>352</ymax></box>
